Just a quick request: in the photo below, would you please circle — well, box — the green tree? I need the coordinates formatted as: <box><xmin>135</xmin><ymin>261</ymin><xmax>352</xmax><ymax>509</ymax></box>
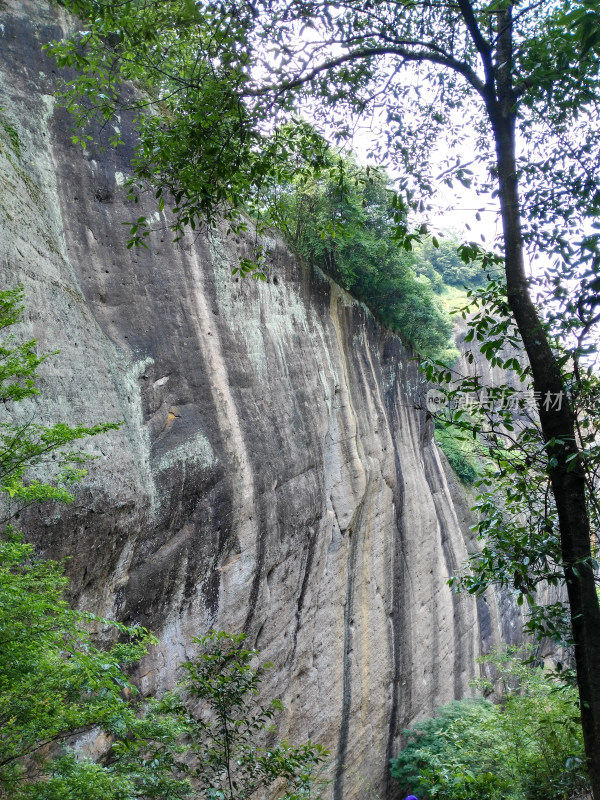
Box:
<box><xmin>45</xmin><ymin>2</ymin><xmax>600</xmax><ymax>791</ymax></box>
<box><xmin>273</xmin><ymin>151</ymin><xmax>454</xmax><ymax>358</ymax></box>
<box><xmin>180</xmin><ymin>631</ymin><xmax>328</xmax><ymax>800</ymax></box>
<box><xmin>390</xmin><ymin>648</ymin><xmax>588</xmax><ymax>800</ymax></box>
<box><xmin>45</xmin><ymin>2</ymin><xmax>330</xmax><ymax>257</ymax></box>
<box><xmin>0</xmin><ymin>533</ymin><xmax>192</xmax><ymax>800</ymax></box>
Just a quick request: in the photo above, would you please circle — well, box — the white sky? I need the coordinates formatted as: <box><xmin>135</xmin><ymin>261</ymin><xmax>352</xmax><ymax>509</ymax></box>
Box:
<box><xmin>345</xmin><ymin>123</ymin><xmax>505</xmax><ymax>248</ymax></box>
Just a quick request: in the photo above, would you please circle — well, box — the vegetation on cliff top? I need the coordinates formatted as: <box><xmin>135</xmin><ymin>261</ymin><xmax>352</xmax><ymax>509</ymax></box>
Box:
<box><xmin>270</xmin><ymin>151</ymin><xmax>457</xmax><ymax>359</ymax></box>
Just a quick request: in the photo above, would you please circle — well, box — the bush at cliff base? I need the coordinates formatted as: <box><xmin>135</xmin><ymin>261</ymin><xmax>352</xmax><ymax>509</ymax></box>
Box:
<box><xmin>390</xmin><ymin>648</ymin><xmax>589</xmax><ymax>800</ymax></box>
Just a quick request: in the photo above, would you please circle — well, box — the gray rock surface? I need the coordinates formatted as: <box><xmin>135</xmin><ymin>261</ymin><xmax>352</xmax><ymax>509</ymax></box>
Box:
<box><xmin>0</xmin><ymin>2</ymin><xmax>510</xmax><ymax>796</ymax></box>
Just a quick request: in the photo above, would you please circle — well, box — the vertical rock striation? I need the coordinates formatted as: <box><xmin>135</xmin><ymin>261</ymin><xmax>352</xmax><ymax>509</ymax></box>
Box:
<box><xmin>0</xmin><ymin>2</ymin><xmax>509</xmax><ymax>795</ymax></box>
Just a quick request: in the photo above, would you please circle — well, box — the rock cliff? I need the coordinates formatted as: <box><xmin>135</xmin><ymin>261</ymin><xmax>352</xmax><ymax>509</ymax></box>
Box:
<box><xmin>0</xmin><ymin>2</ymin><xmax>510</xmax><ymax>796</ymax></box>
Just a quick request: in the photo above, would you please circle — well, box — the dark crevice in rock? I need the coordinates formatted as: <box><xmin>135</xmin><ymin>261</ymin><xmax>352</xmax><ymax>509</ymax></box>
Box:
<box><xmin>384</xmin><ymin>414</ymin><xmax>409</xmax><ymax>799</ymax></box>
<box><xmin>332</xmin><ymin>499</ymin><xmax>366</xmax><ymax>800</ymax></box>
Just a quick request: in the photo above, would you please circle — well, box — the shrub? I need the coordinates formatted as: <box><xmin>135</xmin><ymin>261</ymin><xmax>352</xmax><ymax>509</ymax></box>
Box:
<box><xmin>390</xmin><ymin>648</ymin><xmax>589</xmax><ymax>800</ymax></box>
<box><xmin>181</xmin><ymin>631</ymin><xmax>328</xmax><ymax>800</ymax></box>
<box><xmin>434</xmin><ymin>422</ymin><xmax>479</xmax><ymax>485</ymax></box>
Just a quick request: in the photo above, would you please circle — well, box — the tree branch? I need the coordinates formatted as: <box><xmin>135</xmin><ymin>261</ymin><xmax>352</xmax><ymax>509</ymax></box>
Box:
<box><xmin>243</xmin><ymin>44</ymin><xmax>485</xmax><ymax>99</ymax></box>
<box><xmin>455</xmin><ymin>0</ymin><xmax>496</xmax><ymax>102</ymax></box>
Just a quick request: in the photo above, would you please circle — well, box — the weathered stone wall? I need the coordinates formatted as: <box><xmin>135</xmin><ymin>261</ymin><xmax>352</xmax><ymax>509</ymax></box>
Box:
<box><xmin>0</xmin><ymin>3</ymin><xmax>509</xmax><ymax>796</ymax></box>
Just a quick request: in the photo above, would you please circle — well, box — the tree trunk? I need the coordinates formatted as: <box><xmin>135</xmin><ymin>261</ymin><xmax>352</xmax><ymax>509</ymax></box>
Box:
<box><xmin>491</xmin><ymin>99</ymin><xmax>600</xmax><ymax>800</ymax></box>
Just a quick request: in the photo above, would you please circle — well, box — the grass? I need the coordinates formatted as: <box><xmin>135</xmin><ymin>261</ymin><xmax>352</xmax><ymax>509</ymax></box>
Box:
<box><xmin>0</xmin><ymin>113</ymin><xmax>21</xmax><ymax>159</ymax></box>
<box><xmin>438</xmin><ymin>284</ymin><xmax>471</xmax><ymax>314</ymax></box>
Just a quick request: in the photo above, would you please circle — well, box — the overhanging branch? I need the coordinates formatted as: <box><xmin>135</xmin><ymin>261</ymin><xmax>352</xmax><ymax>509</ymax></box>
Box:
<box><xmin>242</xmin><ymin>44</ymin><xmax>486</xmax><ymax>99</ymax></box>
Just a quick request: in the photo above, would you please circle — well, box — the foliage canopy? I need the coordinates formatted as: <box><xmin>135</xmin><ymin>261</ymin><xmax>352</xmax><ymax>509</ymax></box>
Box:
<box><xmin>415</xmin><ymin>236</ymin><xmax>488</xmax><ymax>293</ymax></box>
<box><xmin>271</xmin><ymin>151</ymin><xmax>455</xmax><ymax>358</ymax></box>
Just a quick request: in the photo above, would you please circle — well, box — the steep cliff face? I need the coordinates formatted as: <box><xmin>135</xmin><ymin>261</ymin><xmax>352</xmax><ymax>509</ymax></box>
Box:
<box><xmin>0</xmin><ymin>2</ymin><xmax>508</xmax><ymax>796</ymax></box>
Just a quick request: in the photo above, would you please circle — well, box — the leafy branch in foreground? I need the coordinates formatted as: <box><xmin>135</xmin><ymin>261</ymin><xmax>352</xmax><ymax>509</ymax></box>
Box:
<box><xmin>2</xmin><ymin>544</ymin><xmax>329</xmax><ymax>800</ymax></box>
<box><xmin>45</xmin><ymin>2</ymin><xmax>330</xmax><ymax>263</ymax></box>
<box><xmin>0</xmin><ymin>286</ymin><xmax>190</xmax><ymax>799</ymax></box>
<box><xmin>424</xmin><ymin>270</ymin><xmax>599</xmax><ymax>655</ymax></box>
<box><xmin>0</xmin><ymin>286</ymin><xmax>120</xmax><ymax>515</ymax></box>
